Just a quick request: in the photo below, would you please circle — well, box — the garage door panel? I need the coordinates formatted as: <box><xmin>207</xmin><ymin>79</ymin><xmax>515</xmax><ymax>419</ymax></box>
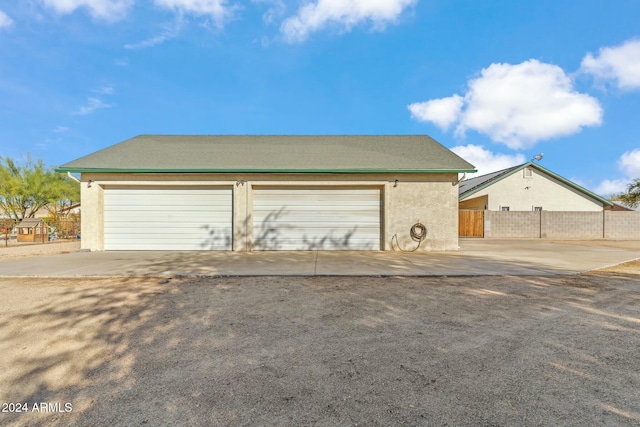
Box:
<box><xmin>105</xmin><ymin>215</ymin><xmax>230</xmax><ymax>222</ymax></box>
<box><xmin>107</xmin><ymin>236</ymin><xmax>231</xmax><ymax>245</ymax></box>
<box><xmin>256</xmin><ymin>213</ymin><xmax>379</xmax><ymax>221</ymax></box>
<box><xmin>105</xmin><ymin>227</ymin><xmax>231</xmax><ymax>236</ymax></box>
<box><xmin>105</xmin><ymin>220</ymin><xmax>231</xmax><ymax>228</ymax></box>
<box><xmin>105</xmin><ymin>204</ymin><xmax>231</xmax><ymax>211</ymax></box>
<box><xmin>105</xmin><ymin>221</ymin><xmax>231</xmax><ymax>228</ymax></box>
<box><xmin>104</xmin><ymin>243</ymin><xmax>230</xmax><ymax>251</ymax></box>
<box><xmin>253</xmin><ymin>187</ymin><xmax>381</xmax><ymax>251</ymax></box>
<box><xmin>106</xmin><ymin>233</ymin><xmax>231</xmax><ymax>241</ymax></box>
<box><xmin>263</xmin><ymin>244</ymin><xmax>377</xmax><ymax>250</ymax></box>
<box><xmin>252</xmin><ymin>188</ymin><xmax>381</xmax><ymax>201</ymax></box>
<box><xmin>104</xmin><ymin>212</ymin><xmax>231</xmax><ymax>220</ymax></box>
<box><xmin>255</xmin><ymin>194</ymin><xmax>378</xmax><ymax>202</ymax></box>
<box><xmin>254</xmin><ymin>234</ymin><xmax>380</xmax><ymax>251</ymax></box>
<box><xmin>254</xmin><ymin>202</ymin><xmax>380</xmax><ymax>212</ymax></box>
<box><xmin>105</xmin><ymin>200</ymin><xmax>231</xmax><ymax>208</ymax></box>
<box><xmin>105</xmin><ymin>188</ymin><xmax>226</xmax><ymax>195</ymax></box>
<box><xmin>255</xmin><ymin>189</ymin><xmax>376</xmax><ymax>195</ymax></box>
<box><xmin>254</xmin><ymin>212</ymin><xmax>379</xmax><ymax>223</ymax></box>
<box><xmin>254</xmin><ymin>223</ymin><xmax>380</xmax><ymax>230</ymax></box>
<box><xmin>104</xmin><ymin>187</ymin><xmax>232</xmax><ymax>250</ymax></box>
<box><xmin>257</xmin><ymin>219</ymin><xmax>380</xmax><ymax>227</ymax></box>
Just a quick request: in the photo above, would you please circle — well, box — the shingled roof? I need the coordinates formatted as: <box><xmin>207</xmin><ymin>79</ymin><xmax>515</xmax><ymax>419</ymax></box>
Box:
<box><xmin>458</xmin><ymin>165</ymin><xmax>521</xmax><ymax>196</ymax></box>
<box><xmin>57</xmin><ymin>135</ymin><xmax>476</xmax><ymax>174</ymax></box>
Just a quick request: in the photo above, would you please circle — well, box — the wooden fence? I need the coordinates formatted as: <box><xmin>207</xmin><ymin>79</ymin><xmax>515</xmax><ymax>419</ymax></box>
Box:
<box><xmin>0</xmin><ymin>219</ymin><xmax>15</xmax><ymax>247</ymax></box>
<box><xmin>459</xmin><ymin>210</ymin><xmax>484</xmax><ymax>237</ymax></box>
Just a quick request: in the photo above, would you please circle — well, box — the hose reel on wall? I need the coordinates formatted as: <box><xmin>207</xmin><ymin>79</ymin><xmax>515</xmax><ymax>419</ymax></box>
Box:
<box><xmin>392</xmin><ymin>222</ymin><xmax>427</xmax><ymax>252</ymax></box>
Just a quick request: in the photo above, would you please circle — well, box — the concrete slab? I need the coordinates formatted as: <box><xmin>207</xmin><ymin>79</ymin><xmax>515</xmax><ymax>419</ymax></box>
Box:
<box><xmin>459</xmin><ymin>239</ymin><xmax>640</xmax><ymax>273</ymax></box>
<box><xmin>0</xmin><ymin>239</ymin><xmax>637</xmax><ymax>277</ymax></box>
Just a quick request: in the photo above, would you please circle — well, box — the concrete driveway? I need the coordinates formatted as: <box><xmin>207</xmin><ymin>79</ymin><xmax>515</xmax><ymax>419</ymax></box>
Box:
<box><xmin>0</xmin><ymin>239</ymin><xmax>637</xmax><ymax>277</ymax></box>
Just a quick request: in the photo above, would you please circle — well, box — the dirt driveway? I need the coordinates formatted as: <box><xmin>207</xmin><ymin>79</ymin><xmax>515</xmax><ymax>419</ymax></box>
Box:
<box><xmin>1</xmin><ymin>262</ymin><xmax>639</xmax><ymax>426</ymax></box>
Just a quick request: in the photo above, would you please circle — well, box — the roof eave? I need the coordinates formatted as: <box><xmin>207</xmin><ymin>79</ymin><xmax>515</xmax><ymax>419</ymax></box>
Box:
<box><xmin>56</xmin><ymin>167</ymin><xmax>477</xmax><ymax>174</ymax></box>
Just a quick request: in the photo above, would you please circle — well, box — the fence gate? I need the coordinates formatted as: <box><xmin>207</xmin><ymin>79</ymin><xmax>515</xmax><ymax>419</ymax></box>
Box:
<box><xmin>459</xmin><ymin>210</ymin><xmax>484</xmax><ymax>237</ymax></box>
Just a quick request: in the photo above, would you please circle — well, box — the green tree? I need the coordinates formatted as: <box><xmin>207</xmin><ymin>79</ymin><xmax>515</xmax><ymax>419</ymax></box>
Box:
<box><xmin>617</xmin><ymin>178</ymin><xmax>640</xmax><ymax>208</ymax></box>
<box><xmin>0</xmin><ymin>156</ymin><xmax>80</xmax><ymax>221</ymax></box>
<box><xmin>45</xmin><ymin>171</ymin><xmax>81</xmax><ymax>220</ymax></box>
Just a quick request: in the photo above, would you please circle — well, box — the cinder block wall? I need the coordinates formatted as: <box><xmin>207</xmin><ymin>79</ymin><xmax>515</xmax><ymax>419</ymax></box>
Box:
<box><xmin>605</xmin><ymin>211</ymin><xmax>640</xmax><ymax>239</ymax></box>
<box><xmin>484</xmin><ymin>211</ymin><xmax>539</xmax><ymax>238</ymax></box>
<box><xmin>541</xmin><ymin>212</ymin><xmax>603</xmax><ymax>239</ymax></box>
<box><xmin>482</xmin><ymin>210</ymin><xmax>640</xmax><ymax>239</ymax></box>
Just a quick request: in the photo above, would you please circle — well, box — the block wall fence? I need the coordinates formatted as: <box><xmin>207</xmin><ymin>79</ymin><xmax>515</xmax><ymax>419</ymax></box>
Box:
<box><xmin>483</xmin><ymin>211</ymin><xmax>640</xmax><ymax>239</ymax></box>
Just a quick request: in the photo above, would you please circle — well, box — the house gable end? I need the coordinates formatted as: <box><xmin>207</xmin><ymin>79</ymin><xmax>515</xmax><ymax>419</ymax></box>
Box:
<box><xmin>459</xmin><ymin>162</ymin><xmax>613</xmax><ymax>208</ymax></box>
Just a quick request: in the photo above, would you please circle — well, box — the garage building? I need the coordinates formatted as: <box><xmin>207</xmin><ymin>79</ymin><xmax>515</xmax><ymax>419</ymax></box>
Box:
<box><xmin>58</xmin><ymin>135</ymin><xmax>475</xmax><ymax>251</ymax></box>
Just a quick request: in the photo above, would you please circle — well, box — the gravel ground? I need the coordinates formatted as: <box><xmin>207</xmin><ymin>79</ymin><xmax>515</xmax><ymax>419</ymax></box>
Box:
<box><xmin>0</xmin><ymin>261</ymin><xmax>639</xmax><ymax>426</ymax></box>
<box><xmin>0</xmin><ymin>241</ymin><xmax>81</xmax><ymax>259</ymax></box>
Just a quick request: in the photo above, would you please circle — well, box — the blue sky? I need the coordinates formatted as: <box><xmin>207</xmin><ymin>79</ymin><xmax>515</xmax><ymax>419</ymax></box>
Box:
<box><xmin>1</xmin><ymin>0</ymin><xmax>639</xmax><ymax>196</ymax></box>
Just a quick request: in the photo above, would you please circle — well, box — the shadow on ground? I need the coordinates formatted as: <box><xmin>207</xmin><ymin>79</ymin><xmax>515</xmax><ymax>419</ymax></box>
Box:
<box><xmin>1</xmin><ymin>268</ymin><xmax>639</xmax><ymax>426</ymax></box>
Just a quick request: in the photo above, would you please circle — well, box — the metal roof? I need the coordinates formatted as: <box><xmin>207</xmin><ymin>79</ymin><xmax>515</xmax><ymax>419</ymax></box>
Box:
<box><xmin>459</xmin><ymin>162</ymin><xmax>613</xmax><ymax>206</ymax></box>
<box><xmin>57</xmin><ymin>135</ymin><xmax>476</xmax><ymax>174</ymax></box>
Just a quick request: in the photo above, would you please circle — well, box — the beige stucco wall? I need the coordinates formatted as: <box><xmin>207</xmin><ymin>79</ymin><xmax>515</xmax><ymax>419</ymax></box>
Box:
<box><xmin>80</xmin><ymin>179</ymin><xmax>103</xmax><ymax>251</ymax></box>
<box><xmin>460</xmin><ymin>167</ymin><xmax>604</xmax><ymax>211</ymax></box>
<box><xmin>79</xmin><ymin>172</ymin><xmax>460</xmax><ymax>251</ymax></box>
<box><xmin>384</xmin><ymin>175</ymin><xmax>459</xmax><ymax>251</ymax></box>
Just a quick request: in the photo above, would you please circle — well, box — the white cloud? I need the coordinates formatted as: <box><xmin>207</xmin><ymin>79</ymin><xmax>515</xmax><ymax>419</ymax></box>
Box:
<box><xmin>0</xmin><ymin>10</ymin><xmax>13</xmax><ymax>29</ymax></box>
<box><xmin>581</xmin><ymin>39</ymin><xmax>640</xmax><ymax>90</ymax></box>
<box><xmin>125</xmin><ymin>18</ymin><xmax>183</xmax><ymax>49</ymax></box>
<box><xmin>153</xmin><ymin>0</ymin><xmax>234</xmax><ymax>27</ymax></box>
<box><xmin>618</xmin><ymin>148</ymin><xmax>640</xmax><ymax>178</ymax></box>
<box><xmin>281</xmin><ymin>0</ymin><xmax>417</xmax><ymax>43</ymax></box>
<box><xmin>53</xmin><ymin>125</ymin><xmax>69</xmax><ymax>133</ymax></box>
<box><xmin>410</xmin><ymin>60</ymin><xmax>603</xmax><ymax>150</ymax></box>
<box><xmin>252</xmin><ymin>0</ymin><xmax>286</xmax><ymax>24</ymax></box>
<box><xmin>408</xmin><ymin>95</ymin><xmax>463</xmax><ymax>131</ymax></box>
<box><xmin>92</xmin><ymin>85</ymin><xmax>115</xmax><ymax>95</ymax></box>
<box><xmin>459</xmin><ymin>60</ymin><xmax>602</xmax><ymax>149</ymax></box>
<box><xmin>594</xmin><ymin>179</ymin><xmax>628</xmax><ymax>197</ymax></box>
<box><xmin>40</xmin><ymin>0</ymin><xmax>133</xmax><ymax>21</ymax></box>
<box><xmin>74</xmin><ymin>97</ymin><xmax>112</xmax><ymax>115</ymax></box>
<box><xmin>125</xmin><ymin>32</ymin><xmax>176</xmax><ymax>49</ymax></box>
<box><xmin>450</xmin><ymin>144</ymin><xmax>526</xmax><ymax>177</ymax></box>
<box><xmin>592</xmin><ymin>148</ymin><xmax>640</xmax><ymax>197</ymax></box>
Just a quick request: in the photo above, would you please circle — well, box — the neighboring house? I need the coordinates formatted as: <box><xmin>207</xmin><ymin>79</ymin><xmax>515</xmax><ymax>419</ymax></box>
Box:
<box><xmin>459</xmin><ymin>162</ymin><xmax>613</xmax><ymax>212</ymax></box>
<box><xmin>57</xmin><ymin>135</ymin><xmax>475</xmax><ymax>252</ymax></box>
<box><xmin>29</xmin><ymin>207</ymin><xmax>49</xmax><ymax>219</ymax></box>
<box><xmin>605</xmin><ymin>201</ymin><xmax>637</xmax><ymax>211</ymax></box>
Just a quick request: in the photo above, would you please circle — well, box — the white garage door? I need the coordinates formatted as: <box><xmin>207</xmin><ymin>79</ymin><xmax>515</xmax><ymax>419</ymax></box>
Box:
<box><xmin>253</xmin><ymin>187</ymin><xmax>381</xmax><ymax>250</ymax></box>
<box><xmin>104</xmin><ymin>187</ymin><xmax>232</xmax><ymax>250</ymax></box>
